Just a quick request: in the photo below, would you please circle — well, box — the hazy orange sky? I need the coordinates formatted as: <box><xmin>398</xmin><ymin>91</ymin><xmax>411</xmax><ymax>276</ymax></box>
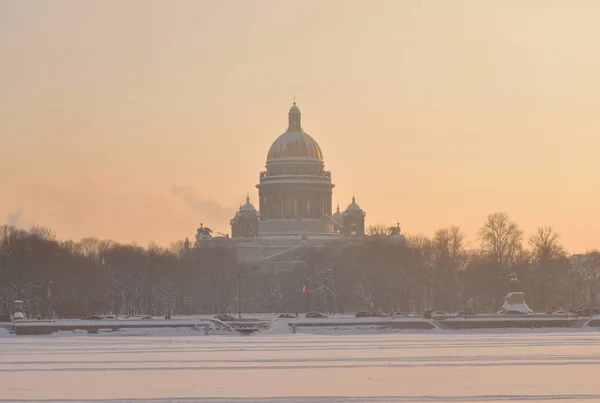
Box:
<box><xmin>1</xmin><ymin>1</ymin><xmax>599</xmax><ymax>253</ymax></box>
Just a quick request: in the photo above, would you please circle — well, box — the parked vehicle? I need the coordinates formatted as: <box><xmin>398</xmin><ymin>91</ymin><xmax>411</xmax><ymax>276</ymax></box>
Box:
<box><xmin>214</xmin><ymin>314</ymin><xmax>236</xmax><ymax>322</ymax></box>
<box><xmin>13</xmin><ymin>300</ymin><xmax>24</xmax><ymax>320</ymax></box>
<box><xmin>457</xmin><ymin>309</ymin><xmax>476</xmax><ymax>316</ymax></box>
<box><xmin>305</xmin><ymin>312</ymin><xmax>327</xmax><ymax>319</ymax></box>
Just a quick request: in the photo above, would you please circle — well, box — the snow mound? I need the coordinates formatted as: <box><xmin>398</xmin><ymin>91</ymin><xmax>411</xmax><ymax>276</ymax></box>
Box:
<box><xmin>500</xmin><ymin>292</ymin><xmax>533</xmax><ymax>314</ymax></box>
<box><xmin>0</xmin><ymin>327</ymin><xmax>11</xmax><ymax>338</ymax></box>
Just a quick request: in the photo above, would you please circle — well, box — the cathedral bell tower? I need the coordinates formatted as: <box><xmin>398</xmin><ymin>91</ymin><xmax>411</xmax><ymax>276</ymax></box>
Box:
<box><xmin>287</xmin><ymin>102</ymin><xmax>302</xmax><ymax>131</ymax></box>
<box><xmin>230</xmin><ymin>195</ymin><xmax>259</xmax><ymax>238</ymax></box>
<box><xmin>342</xmin><ymin>195</ymin><xmax>366</xmax><ymax>237</ymax></box>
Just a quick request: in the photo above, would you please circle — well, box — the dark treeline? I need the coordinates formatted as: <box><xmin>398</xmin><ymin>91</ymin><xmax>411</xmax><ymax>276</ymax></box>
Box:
<box><xmin>1</xmin><ymin>212</ymin><xmax>599</xmax><ymax>318</ymax></box>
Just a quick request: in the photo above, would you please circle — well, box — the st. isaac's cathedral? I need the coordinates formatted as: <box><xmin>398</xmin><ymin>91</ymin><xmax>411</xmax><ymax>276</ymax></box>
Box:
<box><xmin>192</xmin><ymin>102</ymin><xmax>400</xmax><ymax>271</ymax></box>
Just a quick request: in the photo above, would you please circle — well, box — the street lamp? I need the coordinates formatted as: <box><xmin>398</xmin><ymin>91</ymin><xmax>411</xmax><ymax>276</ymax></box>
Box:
<box><xmin>304</xmin><ymin>277</ymin><xmax>311</xmax><ymax>313</ymax></box>
<box><xmin>237</xmin><ymin>274</ymin><xmax>242</xmax><ymax>319</ymax></box>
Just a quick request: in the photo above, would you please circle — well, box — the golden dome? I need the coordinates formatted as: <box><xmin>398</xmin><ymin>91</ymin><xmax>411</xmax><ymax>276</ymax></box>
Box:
<box><xmin>267</xmin><ymin>131</ymin><xmax>323</xmax><ymax>160</ymax></box>
<box><xmin>266</xmin><ymin>103</ymin><xmax>323</xmax><ymax>161</ymax></box>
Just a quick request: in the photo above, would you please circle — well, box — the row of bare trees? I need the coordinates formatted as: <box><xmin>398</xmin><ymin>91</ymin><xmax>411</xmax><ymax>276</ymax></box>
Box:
<box><xmin>1</xmin><ymin>212</ymin><xmax>599</xmax><ymax>317</ymax></box>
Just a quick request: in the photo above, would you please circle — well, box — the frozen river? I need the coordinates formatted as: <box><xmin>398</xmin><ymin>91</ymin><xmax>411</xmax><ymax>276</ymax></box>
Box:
<box><xmin>1</xmin><ymin>330</ymin><xmax>600</xmax><ymax>402</ymax></box>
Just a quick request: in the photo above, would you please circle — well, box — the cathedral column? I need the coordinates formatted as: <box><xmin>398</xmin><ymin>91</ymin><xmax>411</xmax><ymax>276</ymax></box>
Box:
<box><xmin>281</xmin><ymin>191</ymin><xmax>287</xmax><ymax>217</ymax></box>
<box><xmin>315</xmin><ymin>192</ymin><xmax>323</xmax><ymax>218</ymax></box>
<box><xmin>299</xmin><ymin>192</ymin><xmax>307</xmax><ymax>218</ymax></box>
<box><xmin>269</xmin><ymin>192</ymin><xmax>276</xmax><ymax>219</ymax></box>
<box><xmin>259</xmin><ymin>196</ymin><xmax>264</xmax><ymax>219</ymax></box>
<box><xmin>315</xmin><ymin>193</ymin><xmax>321</xmax><ymax>218</ymax></box>
<box><xmin>278</xmin><ymin>191</ymin><xmax>283</xmax><ymax>218</ymax></box>
<box><xmin>317</xmin><ymin>193</ymin><xmax>321</xmax><ymax>218</ymax></box>
<box><xmin>287</xmin><ymin>192</ymin><xmax>292</xmax><ymax>218</ymax></box>
<box><xmin>320</xmin><ymin>193</ymin><xmax>325</xmax><ymax>218</ymax></box>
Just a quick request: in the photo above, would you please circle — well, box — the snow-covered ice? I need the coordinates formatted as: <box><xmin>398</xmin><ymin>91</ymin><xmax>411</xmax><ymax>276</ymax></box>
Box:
<box><xmin>1</xmin><ymin>330</ymin><xmax>600</xmax><ymax>402</ymax></box>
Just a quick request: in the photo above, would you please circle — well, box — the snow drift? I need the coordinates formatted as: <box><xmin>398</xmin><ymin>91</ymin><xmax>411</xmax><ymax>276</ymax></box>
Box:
<box><xmin>499</xmin><ymin>292</ymin><xmax>533</xmax><ymax>314</ymax></box>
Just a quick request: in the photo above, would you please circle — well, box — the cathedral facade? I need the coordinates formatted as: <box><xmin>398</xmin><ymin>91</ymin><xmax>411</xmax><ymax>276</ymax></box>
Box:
<box><xmin>195</xmin><ymin>103</ymin><xmax>367</xmax><ymax>271</ymax></box>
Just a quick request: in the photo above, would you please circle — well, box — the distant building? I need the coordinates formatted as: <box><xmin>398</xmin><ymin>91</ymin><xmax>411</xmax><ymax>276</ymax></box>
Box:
<box><xmin>194</xmin><ymin>103</ymin><xmax>376</xmax><ymax>271</ymax></box>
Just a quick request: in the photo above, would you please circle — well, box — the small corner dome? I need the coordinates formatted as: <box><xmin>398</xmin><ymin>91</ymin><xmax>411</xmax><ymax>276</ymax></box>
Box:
<box><xmin>343</xmin><ymin>196</ymin><xmax>364</xmax><ymax>215</ymax></box>
<box><xmin>240</xmin><ymin>195</ymin><xmax>257</xmax><ymax>212</ymax></box>
<box><xmin>332</xmin><ymin>204</ymin><xmax>342</xmax><ymax>220</ymax></box>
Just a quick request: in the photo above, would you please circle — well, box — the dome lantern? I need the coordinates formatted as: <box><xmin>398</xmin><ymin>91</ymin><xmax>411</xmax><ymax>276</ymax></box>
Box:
<box><xmin>287</xmin><ymin>102</ymin><xmax>302</xmax><ymax>132</ymax></box>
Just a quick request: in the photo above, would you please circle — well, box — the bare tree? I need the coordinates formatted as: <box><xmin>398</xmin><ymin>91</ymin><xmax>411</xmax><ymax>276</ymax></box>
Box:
<box><xmin>169</xmin><ymin>240</ymin><xmax>185</xmax><ymax>256</ymax></box>
<box><xmin>354</xmin><ymin>284</ymin><xmax>375</xmax><ymax>312</ymax></box>
<box><xmin>583</xmin><ymin>251</ymin><xmax>600</xmax><ymax>307</ymax></box>
<box><xmin>527</xmin><ymin>227</ymin><xmax>568</xmax><ymax>309</ymax></box>
<box><xmin>529</xmin><ymin>226</ymin><xmax>566</xmax><ymax>262</ymax></box>
<box><xmin>317</xmin><ymin>262</ymin><xmax>336</xmax><ymax>314</ymax></box>
<box><xmin>0</xmin><ymin>214</ymin><xmax>596</xmax><ymax>318</ymax></box>
<box><xmin>478</xmin><ymin>212</ymin><xmax>523</xmax><ymax>267</ymax></box>
<box><xmin>367</xmin><ymin>224</ymin><xmax>388</xmax><ymax>237</ymax></box>
<box><xmin>266</xmin><ymin>272</ymin><xmax>283</xmax><ymax>314</ymax></box>
<box><xmin>433</xmin><ymin>226</ymin><xmax>468</xmax><ymax>268</ymax></box>
<box><xmin>430</xmin><ymin>226</ymin><xmax>468</xmax><ymax>310</ymax></box>
<box><xmin>406</xmin><ymin>233</ymin><xmax>432</xmax><ymax>254</ymax></box>
<box><xmin>29</xmin><ymin>225</ymin><xmax>56</xmax><ymax>241</ymax></box>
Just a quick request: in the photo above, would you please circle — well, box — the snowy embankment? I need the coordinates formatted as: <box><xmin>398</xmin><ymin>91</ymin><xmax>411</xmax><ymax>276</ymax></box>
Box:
<box><xmin>435</xmin><ymin>316</ymin><xmax>586</xmax><ymax>330</ymax></box>
<box><xmin>3</xmin><ymin>314</ymin><xmax>600</xmax><ymax>338</ymax></box>
<box><xmin>262</xmin><ymin>317</ymin><xmax>437</xmax><ymax>335</ymax></box>
<box><xmin>586</xmin><ymin>316</ymin><xmax>600</xmax><ymax>327</ymax></box>
<box><xmin>12</xmin><ymin>318</ymin><xmax>235</xmax><ymax>336</ymax></box>
<box><xmin>264</xmin><ymin>314</ymin><xmax>600</xmax><ymax>335</ymax></box>
<box><xmin>52</xmin><ymin>325</ymin><xmax>236</xmax><ymax>338</ymax></box>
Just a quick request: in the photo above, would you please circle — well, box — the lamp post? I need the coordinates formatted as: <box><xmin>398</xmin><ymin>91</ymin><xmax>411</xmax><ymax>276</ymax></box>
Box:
<box><xmin>237</xmin><ymin>274</ymin><xmax>242</xmax><ymax>319</ymax></box>
<box><xmin>304</xmin><ymin>277</ymin><xmax>311</xmax><ymax>313</ymax></box>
